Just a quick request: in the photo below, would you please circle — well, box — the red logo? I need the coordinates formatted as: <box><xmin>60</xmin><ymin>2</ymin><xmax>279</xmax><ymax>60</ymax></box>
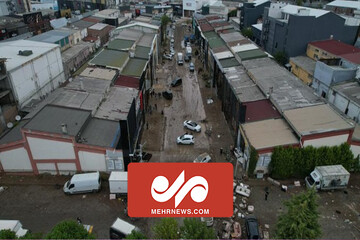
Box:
<box><xmin>128</xmin><ymin>163</ymin><xmax>233</xmax><ymax>217</ymax></box>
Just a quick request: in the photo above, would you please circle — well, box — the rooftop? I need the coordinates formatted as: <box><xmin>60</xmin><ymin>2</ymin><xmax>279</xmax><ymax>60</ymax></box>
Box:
<box><xmin>90</xmin><ymin>49</ymin><xmax>129</xmax><ymax>70</ymax></box>
<box><xmin>290</xmin><ymin>56</ymin><xmax>316</xmax><ymax>74</ymax></box>
<box><xmin>199</xmin><ymin>23</ymin><xmax>214</xmax><ymax>32</ymax></box>
<box><xmin>332</xmin><ymin>81</ymin><xmax>360</xmax><ymax>106</ymax></box>
<box><xmin>352</xmin><ymin>124</ymin><xmax>360</xmax><ymax>142</ymax></box>
<box><xmin>252</xmin><ymin>23</ymin><xmax>263</xmax><ymax>31</ymax></box>
<box><xmin>283</xmin><ymin>104</ymin><xmax>354</xmax><ymax>136</ymax></box>
<box><xmin>242</xmin><ymin>118</ymin><xmax>299</xmax><ymax>150</ymax></box>
<box><xmin>326</xmin><ymin>0</ymin><xmax>360</xmax><ymax>9</ymax></box>
<box><xmin>219</xmin><ymin>57</ymin><xmax>240</xmax><ymax>68</ymax></box>
<box><xmin>309</xmin><ymin>39</ymin><xmax>360</xmax><ymax>56</ymax></box>
<box><xmin>114</xmin><ymin>29</ymin><xmax>143</xmax><ymax>41</ymax></box>
<box><xmin>340</xmin><ymin>52</ymin><xmax>360</xmax><ymax>65</ymax></box>
<box><xmin>0</xmin><ymin>120</ymin><xmax>29</xmax><ymax>145</ymax></box>
<box><xmin>237</xmin><ymin>49</ymin><xmax>268</xmax><ymax>61</ymax></box>
<box><xmin>223</xmin><ymin>66</ymin><xmax>265</xmax><ymax>103</ymax></box>
<box><xmin>219</xmin><ymin>31</ymin><xmax>245</xmax><ymax>43</ymax></box>
<box><xmin>214</xmin><ymin>51</ymin><xmax>234</xmax><ymax>60</ymax></box>
<box><xmin>204</xmin><ymin>31</ymin><xmax>226</xmax><ymax>49</ymax></box>
<box><xmin>95</xmin><ymin>87</ymin><xmax>138</xmax><ymax>121</ymax></box>
<box><xmin>122</xmin><ymin>58</ymin><xmax>148</xmax><ymax>78</ymax></box>
<box><xmin>135</xmin><ymin>46</ymin><xmax>151</xmax><ymax>59</ymax></box>
<box><xmin>137</xmin><ymin>33</ymin><xmax>156</xmax><ymax>47</ymax></box>
<box><xmin>89</xmin><ymin>23</ymin><xmax>108</xmax><ymax>31</ymax></box>
<box><xmin>242</xmin><ymin>57</ymin><xmax>323</xmax><ymax>112</ymax></box>
<box><xmin>0</xmin><ymin>40</ymin><xmax>59</xmax><ymax>72</ymax></box>
<box><xmin>115</xmin><ymin>75</ymin><xmax>139</xmax><ymax>89</ymax></box>
<box><xmin>62</xmin><ymin>41</ymin><xmax>95</xmax><ymax>63</ymax></box>
<box><xmin>232</xmin><ymin>44</ymin><xmax>258</xmax><ymax>53</ymax></box>
<box><xmin>23</xmin><ymin>105</ymin><xmax>91</xmax><ymax>136</ymax></box>
<box><xmin>107</xmin><ymin>39</ymin><xmax>135</xmax><ymax>51</ymax></box>
<box><xmin>79</xmin><ymin>118</ymin><xmax>119</xmax><ymax>147</ymax></box>
<box><xmin>79</xmin><ymin>67</ymin><xmax>117</xmax><ymax>81</ymax></box>
<box><xmin>281</xmin><ymin>5</ymin><xmax>329</xmax><ymax>18</ymax></box>
<box><xmin>28</xmin><ymin>30</ymin><xmax>70</xmax><ymax>43</ymax></box>
<box><xmin>243</xmin><ymin>99</ymin><xmax>281</xmax><ymax>123</ymax></box>
<box><xmin>72</xmin><ymin>20</ymin><xmax>96</xmax><ymax>29</ymax></box>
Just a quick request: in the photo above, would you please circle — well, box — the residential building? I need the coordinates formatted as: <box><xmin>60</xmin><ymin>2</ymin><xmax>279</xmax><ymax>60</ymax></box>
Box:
<box><xmin>328</xmin><ymin>81</ymin><xmax>360</xmax><ymax>124</ymax></box>
<box><xmin>326</xmin><ymin>0</ymin><xmax>360</xmax><ymax>18</ymax></box>
<box><xmin>312</xmin><ymin>58</ymin><xmax>357</xmax><ymax>98</ymax></box>
<box><xmin>260</xmin><ymin>3</ymin><xmax>359</xmax><ymax>57</ymax></box>
<box><xmin>0</xmin><ymin>0</ymin><xmax>32</xmax><ymax>15</ymax></box>
<box><xmin>0</xmin><ymin>40</ymin><xmax>65</xmax><ymax>108</ymax></box>
<box><xmin>307</xmin><ymin>39</ymin><xmax>360</xmax><ymax>61</ymax></box>
<box><xmin>239</xmin><ymin>0</ymin><xmax>270</xmax><ymax>29</ymax></box>
<box><xmin>289</xmin><ymin>56</ymin><xmax>316</xmax><ymax>85</ymax></box>
<box><xmin>87</xmin><ymin>23</ymin><xmax>114</xmax><ymax>46</ymax></box>
<box><xmin>22</xmin><ymin>11</ymin><xmax>51</xmax><ymax>35</ymax></box>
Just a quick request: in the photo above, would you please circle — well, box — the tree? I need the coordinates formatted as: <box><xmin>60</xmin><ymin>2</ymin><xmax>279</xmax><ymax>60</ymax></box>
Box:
<box><xmin>274</xmin><ymin>51</ymin><xmax>288</xmax><ymax>66</ymax></box>
<box><xmin>241</xmin><ymin>27</ymin><xmax>253</xmax><ymax>39</ymax></box>
<box><xmin>275</xmin><ymin>188</ymin><xmax>321</xmax><ymax>239</ymax></box>
<box><xmin>153</xmin><ymin>218</ymin><xmax>179</xmax><ymax>239</ymax></box>
<box><xmin>0</xmin><ymin>229</ymin><xmax>16</xmax><ymax>239</ymax></box>
<box><xmin>180</xmin><ymin>218</ymin><xmax>216</xmax><ymax>239</ymax></box>
<box><xmin>248</xmin><ymin>146</ymin><xmax>258</xmax><ymax>177</ymax></box>
<box><xmin>296</xmin><ymin>0</ymin><xmax>303</xmax><ymax>6</ymax></box>
<box><xmin>46</xmin><ymin>220</ymin><xmax>94</xmax><ymax>239</ymax></box>
<box><xmin>228</xmin><ymin>9</ymin><xmax>237</xmax><ymax>18</ymax></box>
<box><xmin>126</xmin><ymin>230</ymin><xmax>147</xmax><ymax>239</ymax></box>
<box><xmin>161</xmin><ymin>15</ymin><xmax>171</xmax><ymax>42</ymax></box>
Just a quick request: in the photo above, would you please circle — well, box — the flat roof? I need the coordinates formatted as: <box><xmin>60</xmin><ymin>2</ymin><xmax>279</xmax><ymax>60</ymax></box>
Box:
<box><xmin>290</xmin><ymin>56</ymin><xmax>316</xmax><ymax>74</ymax></box>
<box><xmin>281</xmin><ymin>4</ymin><xmax>328</xmax><ymax>18</ymax></box>
<box><xmin>309</xmin><ymin>39</ymin><xmax>360</xmax><ymax>56</ymax></box>
<box><xmin>237</xmin><ymin>49</ymin><xmax>268</xmax><ymax>61</ymax></box>
<box><xmin>352</xmin><ymin>124</ymin><xmax>360</xmax><ymax>141</ymax></box>
<box><xmin>232</xmin><ymin>44</ymin><xmax>258</xmax><ymax>53</ymax></box>
<box><xmin>219</xmin><ymin>57</ymin><xmax>240</xmax><ymax>68</ymax></box>
<box><xmin>62</xmin><ymin>41</ymin><xmax>94</xmax><ymax>63</ymax></box>
<box><xmin>24</xmin><ymin>105</ymin><xmax>91</xmax><ymax>136</ymax></box>
<box><xmin>114</xmin><ymin>29</ymin><xmax>143</xmax><ymax>41</ymax></box>
<box><xmin>121</xmin><ymin>58</ymin><xmax>147</xmax><ymax>78</ymax></box>
<box><xmin>206</xmin><ymin>34</ymin><xmax>226</xmax><ymax>49</ymax></box>
<box><xmin>115</xmin><ymin>75</ymin><xmax>139</xmax><ymax>89</ymax></box>
<box><xmin>95</xmin><ymin>87</ymin><xmax>138</xmax><ymax>121</ymax></box>
<box><xmin>90</xmin><ymin>49</ymin><xmax>129</xmax><ymax>70</ymax></box>
<box><xmin>219</xmin><ymin>32</ymin><xmax>244</xmax><ymax>43</ymax></box>
<box><xmin>107</xmin><ymin>39</ymin><xmax>135</xmax><ymax>51</ymax></box>
<box><xmin>242</xmin><ymin>57</ymin><xmax>323</xmax><ymax>112</ymax></box>
<box><xmin>137</xmin><ymin>33</ymin><xmax>156</xmax><ymax>47</ymax></box>
<box><xmin>79</xmin><ymin>67</ymin><xmax>117</xmax><ymax>81</ymax></box>
<box><xmin>135</xmin><ymin>46</ymin><xmax>151</xmax><ymax>59</ymax></box>
<box><xmin>214</xmin><ymin>51</ymin><xmax>234</xmax><ymax>60</ymax></box>
<box><xmin>0</xmin><ymin>40</ymin><xmax>59</xmax><ymax>72</ymax></box>
<box><xmin>89</xmin><ymin>23</ymin><xmax>108</xmax><ymax>30</ymax></box>
<box><xmin>332</xmin><ymin>81</ymin><xmax>360</xmax><ymax>106</ymax></box>
<box><xmin>341</xmin><ymin>52</ymin><xmax>360</xmax><ymax>65</ymax></box>
<box><xmin>79</xmin><ymin>118</ymin><xmax>119</xmax><ymax>147</ymax></box>
<box><xmin>327</xmin><ymin>0</ymin><xmax>360</xmax><ymax>9</ymax></box>
<box><xmin>0</xmin><ymin>120</ymin><xmax>29</xmax><ymax>145</ymax></box>
<box><xmin>224</xmin><ymin>66</ymin><xmax>265</xmax><ymax>103</ymax></box>
<box><xmin>72</xmin><ymin>20</ymin><xmax>96</xmax><ymax>29</ymax></box>
<box><xmin>242</xmin><ymin>118</ymin><xmax>299</xmax><ymax>150</ymax></box>
<box><xmin>283</xmin><ymin>104</ymin><xmax>354</xmax><ymax>136</ymax></box>
<box><xmin>28</xmin><ymin>30</ymin><xmax>70</xmax><ymax>43</ymax></box>
<box><xmin>243</xmin><ymin>99</ymin><xmax>281</xmax><ymax>123</ymax></box>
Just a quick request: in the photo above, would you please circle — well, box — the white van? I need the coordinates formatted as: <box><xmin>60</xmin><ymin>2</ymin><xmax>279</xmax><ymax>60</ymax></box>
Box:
<box><xmin>0</xmin><ymin>220</ymin><xmax>28</xmax><ymax>238</ymax></box>
<box><xmin>109</xmin><ymin>218</ymin><xmax>140</xmax><ymax>239</ymax></box>
<box><xmin>177</xmin><ymin>52</ymin><xmax>184</xmax><ymax>65</ymax></box>
<box><xmin>63</xmin><ymin>172</ymin><xmax>101</xmax><ymax>194</ymax></box>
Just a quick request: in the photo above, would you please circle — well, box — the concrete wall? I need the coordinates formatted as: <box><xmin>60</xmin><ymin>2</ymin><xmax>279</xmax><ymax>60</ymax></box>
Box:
<box><xmin>27</xmin><ymin>137</ymin><xmax>75</xmax><ymax>160</ymax></box>
<box><xmin>290</xmin><ymin>60</ymin><xmax>313</xmax><ymax>85</ymax></box>
<box><xmin>36</xmin><ymin>162</ymin><xmax>57</xmax><ymax>174</ymax></box>
<box><xmin>78</xmin><ymin>151</ymin><xmax>106</xmax><ymax>171</ymax></box>
<box><xmin>350</xmin><ymin>144</ymin><xmax>360</xmax><ymax>158</ymax></box>
<box><xmin>328</xmin><ymin>88</ymin><xmax>360</xmax><ymax>123</ymax></box>
<box><xmin>306</xmin><ymin>44</ymin><xmax>338</xmax><ymax>60</ymax></box>
<box><xmin>240</xmin><ymin>1</ymin><xmax>270</xmax><ymax>29</ymax></box>
<box><xmin>9</xmin><ymin>47</ymin><xmax>65</xmax><ymax>108</ymax></box>
<box><xmin>0</xmin><ymin>147</ymin><xmax>32</xmax><ymax>172</ymax></box>
<box><xmin>303</xmin><ymin>133</ymin><xmax>349</xmax><ymax>147</ymax></box>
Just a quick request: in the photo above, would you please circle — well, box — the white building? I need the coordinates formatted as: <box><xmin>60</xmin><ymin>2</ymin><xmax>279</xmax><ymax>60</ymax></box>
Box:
<box><xmin>0</xmin><ymin>40</ymin><xmax>65</xmax><ymax>108</ymax></box>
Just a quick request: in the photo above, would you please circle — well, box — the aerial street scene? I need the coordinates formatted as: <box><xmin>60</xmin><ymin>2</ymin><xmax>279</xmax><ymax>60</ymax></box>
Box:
<box><xmin>0</xmin><ymin>0</ymin><xmax>360</xmax><ymax>238</ymax></box>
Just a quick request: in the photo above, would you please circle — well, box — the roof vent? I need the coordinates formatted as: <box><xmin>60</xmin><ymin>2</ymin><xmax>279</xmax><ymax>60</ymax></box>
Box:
<box><xmin>61</xmin><ymin>123</ymin><xmax>68</xmax><ymax>134</ymax></box>
<box><xmin>18</xmin><ymin>50</ymin><xmax>33</xmax><ymax>56</ymax></box>
<box><xmin>129</xmin><ymin>50</ymin><xmax>135</xmax><ymax>58</ymax></box>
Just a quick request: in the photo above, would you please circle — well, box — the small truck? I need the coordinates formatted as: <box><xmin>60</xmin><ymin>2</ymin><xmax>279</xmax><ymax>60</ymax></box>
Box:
<box><xmin>305</xmin><ymin>165</ymin><xmax>350</xmax><ymax>191</ymax></box>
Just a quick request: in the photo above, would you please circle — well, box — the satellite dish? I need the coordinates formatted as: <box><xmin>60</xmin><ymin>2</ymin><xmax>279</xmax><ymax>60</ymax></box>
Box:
<box><xmin>7</xmin><ymin>122</ymin><xmax>13</xmax><ymax>128</ymax></box>
<box><xmin>15</xmin><ymin>115</ymin><xmax>21</xmax><ymax>121</ymax></box>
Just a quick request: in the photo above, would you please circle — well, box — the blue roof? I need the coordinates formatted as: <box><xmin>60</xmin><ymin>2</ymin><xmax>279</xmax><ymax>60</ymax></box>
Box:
<box><xmin>29</xmin><ymin>30</ymin><xmax>70</xmax><ymax>43</ymax></box>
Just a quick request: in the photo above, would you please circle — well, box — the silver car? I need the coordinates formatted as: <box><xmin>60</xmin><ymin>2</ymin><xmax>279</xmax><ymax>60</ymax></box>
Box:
<box><xmin>183</xmin><ymin>120</ymin><xmax>201</xmax><ymax>132</ymax></box>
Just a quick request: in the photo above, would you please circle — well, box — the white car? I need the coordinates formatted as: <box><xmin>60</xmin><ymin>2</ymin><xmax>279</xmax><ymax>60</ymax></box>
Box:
<box><xmin>183</xmin><ymin>120</ymin><xmax>201</xmax><ymax>132</ymax></box>
<box><xmin>170</xmin><ymin>49</ymin><xmax>175</xmax><ymax>57</ymax></box>
<box><xmin>177</xmin><ymin>134</ymin><xmax>194</xmax><ymax>145</ymax></box>
<box><xmin>163</xmin><ymin>54</ymin><xmax>172</xmax><ymax>60</ymax></box>
<box><xmin>194</xmin><ymin>153</ymin><xmax>211</xmax><ymax>163</ymax></box>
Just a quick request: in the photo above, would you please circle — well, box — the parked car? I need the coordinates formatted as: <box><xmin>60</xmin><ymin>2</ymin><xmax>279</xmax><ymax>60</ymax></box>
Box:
<box><xmin>172</xmin><ymin>25</ymin><xmax>175</xmax><ymax>30</ymax></box>
<box><xmin>171</xmin><ymin>38</ymin><xmax>175</xmax><ymax>44</ymax></box>
<box><xmin>171</xmin><ymin>77</ymin><xmax>182</xmax><ymax>87</ymax></box>
<box><xmin>163</xmin><ymin>54</ymin><xmax>172</xmax><ymax>60</ymax></box>
<box><xmin>186</xmin><ymin>42</ymin><xmax>191</xmax><ymax>47</ymax></box>
<box><xmin>162</xmin><ymin>90</ymin><xmax>173</xmax><ymax>100</ymax></box>
<box><xmin>184</xmin><ymin>55</ymin><xmax>190</xmax><ymax>62</ymax></box>
<box><xmin>194</xmin><ymin>153</ymin><xmax>211</xmax><ymax>163</ymax></box>
<box><xmin>183</xmin><ymin>120</ymin><xmax>201</xmax><ymax>132</ymax></box>
<box><xmin>189</xmin><ymin>62</ymin><xmax>195</xmax><ymax>72</ymax></box>
<box><xmin>177</xmin><ymin>134</ymin><xmax>194</xmax><ymax>145</ymax></box>
<box><xmin>245</xmin><ymin>216</ymin><xmax>260</xmax><ymax>239</ymax></box>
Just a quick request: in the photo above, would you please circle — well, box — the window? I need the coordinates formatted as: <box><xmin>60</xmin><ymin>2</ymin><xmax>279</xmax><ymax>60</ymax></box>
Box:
<box><xmin>314</xmin><ymin>54</ymin><xmax>319</xmax><ymax>60</ymax></box>
<box><xmin>275</xmin><ymin>42</ymin><xmax>278</xmax><ymax>48</ymax></box>
<box><xmin>345</xmin><ymin>108</ymin><xmax>349</xmax><ymax>114</ymax></box>
<box><xmin>315</xmin><ymin>49</ymin><xmax>319</xmax><ymax>52</ymax></box>
<box><xmin>321</xmin><ymin>91</ymin><xmax>326</xmax><ymax>98</ymax></box>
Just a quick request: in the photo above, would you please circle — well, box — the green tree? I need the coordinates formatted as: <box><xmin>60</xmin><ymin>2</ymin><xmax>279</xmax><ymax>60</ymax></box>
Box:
<box><xmin>296</xmin><ymin>0</ymin><xmax>303</xmax><ymax>6</ymax></box>
<box><xmin>248</xmin><ymin>146</ymin><xmax>258</xmax><ymax>177</ymax></box>
<box><xmin>228</xmin><ymin>9</ymin><xmax>237</xmax><ymax>18</ymax></box>
<box><xmin>161</xmin><ymin>15</ymin><xmax>171</xmax><ymax>42</ymax></box>
<box><xmin>275</xmin><ymin>188</ymin><xmax>321</xmax><ymax>239</ymax></box>
<box><xmin>180</xmin><ymin>218</ymin><xmax>216</xmax><ymax>239</ymax></box>
<box><xmin>241</xmin><ymin>27</ymin><xmax>253</xmax><ymax>39</ymax></box>
<box><xmin>0</xmin><ymin>229</ymin><xmax>17</xmax><ymax>239</ymax></box>
<box><xmin>274</xmin><ymin>51</ymin><xmax>288</xmax><ymax>66</ymax></box>
<box><xmin>126</xmin><ymin>230</ymin><xmax>147</xmax><ymax>239</ymax></box>
<box><xmin>153</xmin><ymin>218</ymin><xmax>179</xmax><ymax>239</ymax></box>
<box><xmin>46</xmin><ymin>220</ymin><xmax>95</xmax><ymax>239</ymax></box>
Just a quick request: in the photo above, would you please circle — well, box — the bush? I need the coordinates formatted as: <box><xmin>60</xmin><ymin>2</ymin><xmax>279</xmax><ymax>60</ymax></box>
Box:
<box><xmin>248</xmin><ymin>146</ymin><xmax>258</xmax><ymax>177</ymax></box>
<box><xmin>269</xmin><ymin>143</ymin><xmax>355</xmax><ymax>179</ymax></box>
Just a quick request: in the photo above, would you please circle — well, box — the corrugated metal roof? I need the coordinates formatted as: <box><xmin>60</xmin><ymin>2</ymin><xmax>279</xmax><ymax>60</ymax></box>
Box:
<box><xmin>214</xmin><ymin>51</ymin><xmax>234</xmax><ymax>60</ymax></box>
<box><xmin>80</xmin><ymin>67</ymin><xmax>117</xmax><ymax>81</ymax></box>
<box><xmin>289</xmin><ymin>56</ymin><xmax>316</xmax><ymax>74</ymax></box>
<box><xmin>28</xmin><ymin>30</ymin><xmax>70</xmax><ymax>43</ymax></box>
<box><xmin>90</xmin><ymin>49</ymin><xmax>129</xmax><ymax>69</ymax></box>
<box><xmin>340</xmin><ymin>52</ymin><xmax>360</xmax><ymax>64</ymax></box>
<box><xmin>326</xmin><ymin>0</ymin><xmax>360</xmax><ymax>9</ymax></box>
<box><xmin>243</xmin><ymin>99</ymin><xmax>281</xmax><ymax>123</ymax></box>
<box><xmin>135</xmin><ymin>46</ymin><xmax>151</xmax><ymax>59</ymax></box>
<box><xmin>115</xmin><ymin>75</ymin><xmax>139</xmax><ymax>89</ymax></box>
<box><xmin>309</xmin><ymin>39</ymin><xmax>360</xmax><ymax>56</ymax></box>
<box><xmin>121</xmin><ymin>58</ymin><xmax>147</xmax><ymax>78</ymax></box>
<box><xmin>232</xmin><ymin>44</ymin><xmax>258</xmax><ymax>53</ymax></box>
<box><xmin>89</xmin><ymin>23</ymin><xmax>108</xmax><ymax>30</ymax></box>
<box><xmin>219</xmin><ymin>57</ymin><xmax>240</xmax><ymax>68</ymax></box>
<box><xmin>237</xmin><ymin>49</ymin><xmax>267</xmax><ymax>61</ymax></box>
<box><xmin>199</xmin><ymin>23</ymin><xmax>214</xmax><ymax>32</ymax></box>
<box><xmin>108</xmin><ymin>39</ymin><xmax>135</xmax><ymax>51</ymax></box>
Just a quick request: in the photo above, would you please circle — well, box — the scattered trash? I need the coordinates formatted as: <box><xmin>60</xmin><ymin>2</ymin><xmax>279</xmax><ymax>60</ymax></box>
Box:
<box><xmin>247</xmin><ymin>205</ymin><xmax>254</xmax><ymax>213</ymax></box>
<box><xmin>217</xmin><ymin>134</ymin><xmax>221</xmax><ymax>138</ymax></box>
<box><xmin>232</xmin><ymin>222</ymin><xmax>241</xmax><ymax>238</ymax></box>
<box><xmin>263</xmin><ymin>231</ymin><xmax>270</xmax><ymax>239</ymax></box>
<box><xmin>237</xmin><ymin>213</ymin><xmax>245</xmax><ymax>218</ymax></box>
<box><xmin>294</xmin><ymin>181</ymin><xmax>301</xmax><ymax>187</ymax></box>
<box><xmin>344</xmin><ymin>219</ymin><xmax>350</xmax><ymax>223</ymax></box>
<box><xmin>344</xmin><ymin>190</ymin><xmax>348</xmax><ymax>194</ymax></box>
<box><xmin>0</xmin><ymin>186</ymin><xmax>7</xmax><ymax>193</ymax></box>
<box><xmin>336</xmin><ymin>210</ymin><xmax>341</xmax><ymax>214</ymax></box>
<box><xmin>82</xmin><ymin>195</ymin><xmax>86</xmax><ymax>199</ymax></box>
<box><xmin>109</xmin><ymin>194</ymin><xmax>116</xmax><ymax>200</ymax></box>
<box><xmin>206</xmin><ymin>98</ymin><xmax>214</xmax><ymax>104</ymax></box>
<box><xmin>264</xmin><ymin>224</ymin><xmax>270</xmax><ymax>229</ymax></box>
<box><xmin>267</xmin><ymin>177</ymin><xmax>281</xmax><ymax>186</ymax></box>
<box><xmin>281</xmin><ymin>185</ymin><xmax>288</xmax><ymax>192</ymax></box>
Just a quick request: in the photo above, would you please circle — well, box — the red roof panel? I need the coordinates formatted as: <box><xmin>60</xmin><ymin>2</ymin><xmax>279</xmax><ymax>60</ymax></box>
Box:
<box><xmin>199</xmin><ymin>23</ymin><xmax>214</xmax><ymax>32</ymax></box>
<box><xmin>243</xmin><ymin>100</ymin><xmax>281</xmax><ymax>123</ymax></box>
<box><xmin>340</xmin><ymin>52</ymin><xmax>360</xmax><ymax>65</ymax></box>
<box><xmin>115</xmin><ymin>75</ymin><xmax>139</xmax><ymax>89</ymax></box>
<box><xmin>309</xmin><ymin>39</ymin><xmax>360</xmax><ymax>56</ymax></box>
<box><xmin>205</xmin><ymin>15</ymin><xmax>220</xmax><ymax>21</ymax></box>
